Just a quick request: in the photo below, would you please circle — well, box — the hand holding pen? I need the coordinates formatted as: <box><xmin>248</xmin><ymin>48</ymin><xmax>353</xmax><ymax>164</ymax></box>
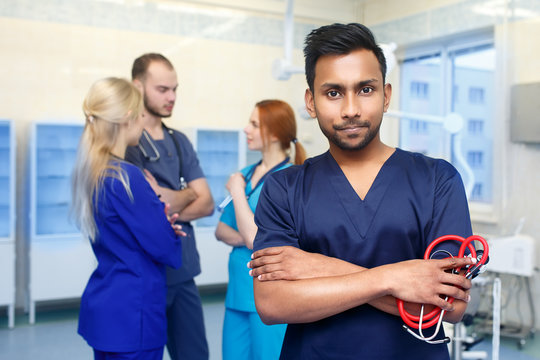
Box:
<box><xmin>217</xmin><ymin>172</ymin><xmax>246</xmax><ymax>212</ymax></box>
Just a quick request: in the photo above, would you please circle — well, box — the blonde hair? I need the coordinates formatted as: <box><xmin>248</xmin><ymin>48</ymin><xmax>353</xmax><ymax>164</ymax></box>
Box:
<box><xmin>71</xmin><ymin>77</ymin><xmax>143</xmax><ymax>241</ymax></box>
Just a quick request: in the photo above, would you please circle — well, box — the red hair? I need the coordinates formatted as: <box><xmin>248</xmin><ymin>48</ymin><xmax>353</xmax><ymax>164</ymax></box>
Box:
<box><xmin>256</xmin><ymin>99</ymin><xmax>307</xmax><ymax>165</ymax></box>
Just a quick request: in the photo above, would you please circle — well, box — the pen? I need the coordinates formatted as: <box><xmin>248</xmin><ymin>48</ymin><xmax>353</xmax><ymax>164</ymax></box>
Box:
<box><xmin>217</xmin><ymin>195</ymin><xmax>233</xmax><ymax>212</ymax></box>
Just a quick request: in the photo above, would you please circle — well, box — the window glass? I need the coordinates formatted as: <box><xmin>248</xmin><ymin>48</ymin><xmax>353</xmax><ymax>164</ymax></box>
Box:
<box><xmin>400</xmin><ymin>43</ymin><xmax>494</xmax><ymax>203</ymax></box>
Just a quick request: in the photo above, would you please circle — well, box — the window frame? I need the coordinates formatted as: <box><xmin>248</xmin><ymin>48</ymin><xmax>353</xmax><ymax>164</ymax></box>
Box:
<box><xmin>395</xmin><ymin>30</ymin><xmax>501</xmax><ymax>224</ymax></box>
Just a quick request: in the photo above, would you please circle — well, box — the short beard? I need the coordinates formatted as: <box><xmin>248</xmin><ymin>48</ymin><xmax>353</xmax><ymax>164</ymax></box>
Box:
<box><xmin>319</xmin><ymin>119</ymin><xmax>381</xmax><ymax>151</ymax></box>
<box><xmin>144</xmin><ymin>93</ymin><xmax>172</xmax><ymax>119</ymax></box>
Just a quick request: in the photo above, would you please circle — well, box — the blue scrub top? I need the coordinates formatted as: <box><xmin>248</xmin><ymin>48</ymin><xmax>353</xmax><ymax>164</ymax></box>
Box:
<box><xmin>253</xmin><ymin>149</ymin><xmax>473</xmax><ymax>360</ymax></box>
<box><xmin>78</xmin><ymin>161</ymin><xmax>182</xmax><ymax>352</ymax></box>
<box><xmin>219</xmin><ymin>161</ymin><xmax>291</xmax><ymax>312</ymax></box>
<box><xmin>125</xmin><ymin>127</ymin><xmax>205</xmax><ymax>284</ymax></box>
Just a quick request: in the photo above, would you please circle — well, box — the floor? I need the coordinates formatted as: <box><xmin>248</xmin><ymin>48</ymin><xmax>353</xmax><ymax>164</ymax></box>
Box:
<box><xmin>1</xmin><ymin>291</ymin><xmax>540</xmax><ymax>360</ymax></box>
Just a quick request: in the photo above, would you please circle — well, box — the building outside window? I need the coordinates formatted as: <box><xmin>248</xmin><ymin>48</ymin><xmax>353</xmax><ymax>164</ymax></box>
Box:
<box><xmin>399</xmin><ymin>41</ymin><xmax>494</xmax><ymax>203</ymax></box>
<box><xmin>468</xmin><ymin>119</ymin><xmax>484</xmax><ymax>135</ymax></box>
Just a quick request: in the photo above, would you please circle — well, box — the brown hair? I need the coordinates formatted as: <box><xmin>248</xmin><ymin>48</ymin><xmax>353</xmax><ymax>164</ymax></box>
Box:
<box><xmin>131</xmin><ymin>53</ymin><xmax>174</xmax><ymax>81</ymax></box>
<box><xmin>256</xmin><ymin>99</ymin><xmax>307</xmax><ymax>165</ymax></box>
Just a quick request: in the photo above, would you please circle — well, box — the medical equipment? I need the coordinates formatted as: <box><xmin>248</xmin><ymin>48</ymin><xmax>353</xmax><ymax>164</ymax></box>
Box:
<box><xmin>397</xmin><ymin>235</ymin><xmax>490</xmax><ymax>344</ymax></box>
<box><xmin>138</xmin><ymin>125</ymin><xmax>188</xmax><ymax>190</ymax></box>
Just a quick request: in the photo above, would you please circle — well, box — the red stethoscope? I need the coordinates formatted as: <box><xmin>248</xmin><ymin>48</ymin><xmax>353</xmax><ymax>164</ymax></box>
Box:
<box><xmin>397</xmin><ymin>235</ymin><xmax>490</xmax><ymax>344</ymax></box>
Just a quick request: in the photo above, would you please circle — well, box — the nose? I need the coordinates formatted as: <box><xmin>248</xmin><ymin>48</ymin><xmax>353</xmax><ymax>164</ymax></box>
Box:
<box><xmin>243</xmin><ymin>124</ymin><xmax>250</xmax><ymax>135</ymax></box>
<box><xmin>167</xmin><ymin>90</ymin><xmax>176</xmax><ymax>103</ymax></box>
<box><xmin>341</xmin><ymin>93</ymin><xmax>360</xmax><ymax>119</ymax></box>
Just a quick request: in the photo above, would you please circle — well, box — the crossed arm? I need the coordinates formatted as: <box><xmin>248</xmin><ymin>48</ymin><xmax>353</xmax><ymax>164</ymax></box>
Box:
<box><xmin>144</xmin><ymin>169</ymin><xmax>214</xmax><ymax>222</ymax></box>
<box><xmin>248</xmin><ymin>246</ymin><xmax>473</xmax><ymax>325</ymax></box>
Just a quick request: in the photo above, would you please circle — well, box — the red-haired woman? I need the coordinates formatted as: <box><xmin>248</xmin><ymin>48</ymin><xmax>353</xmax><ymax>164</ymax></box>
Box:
<box><xmin>215</xmin><ymin>99</ymin><xmax>306</xmax><ymax>360</ymax></box>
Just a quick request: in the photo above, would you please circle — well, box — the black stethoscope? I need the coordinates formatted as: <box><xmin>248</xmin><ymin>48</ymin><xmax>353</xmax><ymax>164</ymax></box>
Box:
<box><xmin>397</xmin><ymin>234</ymin><xmax>490</xmax><ymax>344</ymax></box>
<box><xmin>138</xmin><ymin>124</ymin><xmax>187</xmax><ymax>190</ymax></box>
<box><xmin>217</xmin><ymin>157</ymin><xmax>290</xmax><ymax>212</ymax></box>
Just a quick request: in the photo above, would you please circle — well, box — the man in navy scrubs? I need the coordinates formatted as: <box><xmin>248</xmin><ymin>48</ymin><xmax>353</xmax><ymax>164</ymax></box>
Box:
<box><xmin>125</xmin><ymin>53</ymin><xmax>213</xmax><ymax>360</ymax></box>
<box><xmin>248</xmin><ymin>23</ymin><xmax>475</xmax><ymax>359</ymax></box>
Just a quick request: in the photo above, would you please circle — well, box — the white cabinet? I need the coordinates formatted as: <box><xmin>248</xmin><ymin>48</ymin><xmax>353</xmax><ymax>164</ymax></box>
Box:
<box><xmin>27</xmin><ymin>122</ymin><xmax>96</xmax><ymax>323</ymax></box>
<box><xmin>0</xmin><ymin>120</ymin><xmax>15</xmax><ymax>328</ymax></box>
<box><xmin>185</xmin><ymin>128</ymin><xmax>259</xmax><ymax>286</ymax></box>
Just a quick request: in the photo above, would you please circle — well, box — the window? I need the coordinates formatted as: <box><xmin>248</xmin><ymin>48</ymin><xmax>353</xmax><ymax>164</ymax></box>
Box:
<box><xmin>471</xmin><ymin>183</ymin><xmax>483</xmax><ymax>201</ymax></box>
<box><xmin>468</xmin><ymin>119</ymin><xmax>484</xmax><ymax>135</ymax></box>
<box><xmin>467</xmin><ymin>151</ymin><xmax>484</xmax><ymax>168</ymax></box>
<box><xmin>409</xmin><ymin>119</ymin><xmax>428</xmax><ymax>133</ymax></box>
<box><xmin>400</xmin><ymin>41</ymin><xmax>494</xmax><ymax>204</ymax></box>
<box><xmin>469</xmin><ymin>87</ymin><xmax>485</xmax><ymax>104</ymax></box>
<box><xmin>410</xmin><ymin>81</ymin><xmax>429</xmax><ymax>99</ymax></box>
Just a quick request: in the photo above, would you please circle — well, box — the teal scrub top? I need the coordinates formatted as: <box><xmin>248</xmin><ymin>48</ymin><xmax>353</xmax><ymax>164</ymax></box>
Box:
<box><xmin>219</xmin><ymin>161</ymin><xmax>290</xmax><ymax>312</ymax></box>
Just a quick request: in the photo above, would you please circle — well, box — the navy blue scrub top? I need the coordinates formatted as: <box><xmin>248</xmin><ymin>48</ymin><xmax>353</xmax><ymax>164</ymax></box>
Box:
<box><xmin>125</xmin><ymin>127</ymin><xmax>205</xmax><ymax>284</ymax></box>
<box><xmin>253</xmin><ymin>149</ymin><xmax>473</xmax><ymax>360</ymax></box>
<box><xmin>78</xmin><ymin>161</ymin><xmax>182</xmax><ymax>352</ymax></box>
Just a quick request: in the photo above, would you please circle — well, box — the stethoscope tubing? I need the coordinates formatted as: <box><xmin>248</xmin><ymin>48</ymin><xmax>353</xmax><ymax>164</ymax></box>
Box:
<box><xmin>397</xmin><ymin>234</ymin><xmax>489</xmax><ymax>331</ymax></box>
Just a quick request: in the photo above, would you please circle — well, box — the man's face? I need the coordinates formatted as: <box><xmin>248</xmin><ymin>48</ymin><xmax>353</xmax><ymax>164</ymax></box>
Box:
<box><xmin>305</xmin><ymin>49</ymin><xmax>391</xmax><ymax>152</ymax></box>
<box><xmin>141</xmin><ymin>62</ymin><xmax>178</xmax><ymax>118</ymax></box>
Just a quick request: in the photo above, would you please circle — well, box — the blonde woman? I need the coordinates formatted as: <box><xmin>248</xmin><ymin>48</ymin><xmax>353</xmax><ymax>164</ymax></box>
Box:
<box><xmin>215</xmin><ymin>99</ymin><xmax>306</xmax><ymax>360</ymax></box>
<box><xmin>72</xmin><ymin>77</ymin><xmax>183</xmax><ymax>360</ymax></box>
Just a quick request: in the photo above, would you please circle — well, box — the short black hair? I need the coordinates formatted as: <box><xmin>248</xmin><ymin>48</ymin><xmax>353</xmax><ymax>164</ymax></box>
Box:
<box><xmin>303</xmin><ymin>23</ymin><xmax>387</xmax><ymax>91</ymax></box>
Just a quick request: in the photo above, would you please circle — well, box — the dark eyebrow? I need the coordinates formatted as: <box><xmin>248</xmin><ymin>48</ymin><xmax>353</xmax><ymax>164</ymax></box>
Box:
<box><xmin>320</xmin><ymin>83</ymin><xmax>345</xmax><ymax>92</ymax></box>
<box><xmin>320</xmin><ymin>78</ymin><xmax>379</xmax><ymax>92</ymax></box>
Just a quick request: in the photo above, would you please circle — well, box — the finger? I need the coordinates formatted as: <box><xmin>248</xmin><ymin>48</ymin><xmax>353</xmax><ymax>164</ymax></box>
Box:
<box><xmin>169</xmin><ymin>213</ymin><xmax>179</xmax><ymax>223</ymax></box>
<box><xmin>164</xmin><ymin>203</ymin><xmax>171</xmax><ymax>215</ymax></box>
<box><xmin>248</xmin><ymin>263</ymin><xmax>284</xmax><ymax>278</ymax></box>
<box><xmin>439</xmin><ymin>284</ymin><xmax>471</xmax><ymax>303</ymax></box>
<box><xmin>251</xmin><ymin>247</ymin><xmax>285</xmax><ymax>259</ymax></box>
<box><xmin>433</xmin><ymin>297</ymin><xmax>455</xmax><ymax>312</ymax></box>
<box><xmin>248</xmin><ymin>254</ymin><xmax>284</xmax><ymax>268</ymax></box>
<box><xmin>440</xmin><ymin>256</ymin><xmax>476</xmax><ymax>270</ymax></box>
<box><xmin>256</xmin><ymin>270</ymin><xmax>289</xmax><ymax>282</ymax></box>
<box><xmin>439</xmin><ymin>272</ymin><xmax>472</xmax><ymax>291</ymax></box>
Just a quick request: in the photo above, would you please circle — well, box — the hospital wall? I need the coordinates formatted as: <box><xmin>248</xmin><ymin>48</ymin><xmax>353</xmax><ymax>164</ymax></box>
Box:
<box><xmin>0</xmin><ymin>0</ymin><xmax>356</xmax><ymax>309</ymax></box>
<box><xmin>1</xmin><ymin>0</ymin><xmax>539</xmax><ymax>331</ymax></box>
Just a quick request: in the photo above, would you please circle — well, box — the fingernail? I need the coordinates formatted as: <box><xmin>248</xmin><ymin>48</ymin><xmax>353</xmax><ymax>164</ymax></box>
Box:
<box><xmin>251</xmin><ymin>253</ymin><xmax>254</xmax><ymax>259</ymax></box>
<box><xmin>471</xmin><ymin>257</ymin><xmax>477</xmax><ymax>264</ymax></box>
<box><xmin>247</xmin><ymin>262</ymin><xmax>251</xmax><ymax>269</ymax></box>
<box><xmin>248</xmin><ymin>270</ymin><xmax>252</xmax><ymax>276</ymax></box>
<box><xmin>467</xmin><ymin>294</ymin><xmax>471</xmax><ymax>303</ymax></box>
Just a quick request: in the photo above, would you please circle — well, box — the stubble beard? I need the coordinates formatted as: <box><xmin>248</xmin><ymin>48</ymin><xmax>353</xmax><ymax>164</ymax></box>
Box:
<box><xmin>319</xmin><ymin>119</ymin><xmax>381</xmax><ymax>151</ymax></box>
<box><xmin>144</xmin><ymin>93</ymin><xmax>173</xmax><ymax>119</ymax></box>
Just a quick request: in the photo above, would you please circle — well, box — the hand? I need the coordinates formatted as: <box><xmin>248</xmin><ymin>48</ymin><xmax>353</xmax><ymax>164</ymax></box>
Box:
<box><xmin>164</xmin><ymin>203</ymin><xmax>187</xmax><ymax>237</ymax></box>
<box><xmin>225</xmin><ymin>172</ymin><xmax>246</xmax><ymax>196</ymax></box>
<box><xmin>144</xmin><ymin>169</ymin><xmax>161</xmax><ymax>196</ymax></box>
<box><xmin>248</xmin><ymin>246</ymin><xmax>359</xmax><ymax>281</ymax></box>
<box><xmin>382</xmin><ymin>257</ymin><xmax>475</xmax><ymax>311</ymax></box>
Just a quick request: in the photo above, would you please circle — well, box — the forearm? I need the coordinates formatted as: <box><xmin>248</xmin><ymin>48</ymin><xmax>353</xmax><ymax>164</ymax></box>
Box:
<box><xmin>177</xmin><ymin>192</ymin><xmax>214</xmax><ymax>222</ymax></box>
<box><xmin>254</xmin><ymin>268</ymin><xmax>387</xmax><ymax>325</ymax></box>
<box><xmin>231</xmin><ymin>194</ymin><xmax>257</xmax><ymax>249</ymax></box>
<box><xmin>215</xmin><ymin>222</ymin><xmax>245</xmax><ymax>247</ymax></box>
<box><xmin>158</xmin><ymin>186</ymin><xmax>197</xmax><ymax>214</ymax></box>
<box><xmin>175</xmin><ymin>179</ymin><xmax>214</xmax><ymax>222</ymax></box>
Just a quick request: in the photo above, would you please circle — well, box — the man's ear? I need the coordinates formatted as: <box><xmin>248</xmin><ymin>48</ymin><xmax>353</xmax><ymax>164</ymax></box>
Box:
<box><xmin>304</xmin><ymin>88</ymin><xmax>317</xmax><ymax>119</ymax></box>
<box><xmin>133</xmin><ymin>79</ymin><xmax>144</xmax><ymax>93</ymax></box>
<box><xmin>383</xmin><ymin>83</ymin><xmax>392</xmax><ymax>112</ymax></box>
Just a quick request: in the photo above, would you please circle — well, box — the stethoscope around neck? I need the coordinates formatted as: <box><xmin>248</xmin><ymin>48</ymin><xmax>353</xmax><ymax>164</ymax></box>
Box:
<box><xmin>397</xmin><ymin>234</ymin><xmax>489</xmax><ymax>345</ymax></box>
<box><xmin>138</xmin><ymin>125</ymin><xmax>187</xmax><ymax>189</ymax></box>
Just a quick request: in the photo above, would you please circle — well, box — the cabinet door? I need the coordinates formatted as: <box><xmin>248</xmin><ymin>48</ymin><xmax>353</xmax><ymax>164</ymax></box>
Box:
<box><xmin>195</xmin><ymin>129</ymin><xmax>241</xmax><ymax>227</ymax></box>
<box><xmin>34</xmin><ymin>124</ymin><xmax>83</xmax><ymax>237</ymax></box>
<box><xmin>0</xmin><ymin>121</ymin><xmax>12</xmax><ymax>240</ymax></box>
